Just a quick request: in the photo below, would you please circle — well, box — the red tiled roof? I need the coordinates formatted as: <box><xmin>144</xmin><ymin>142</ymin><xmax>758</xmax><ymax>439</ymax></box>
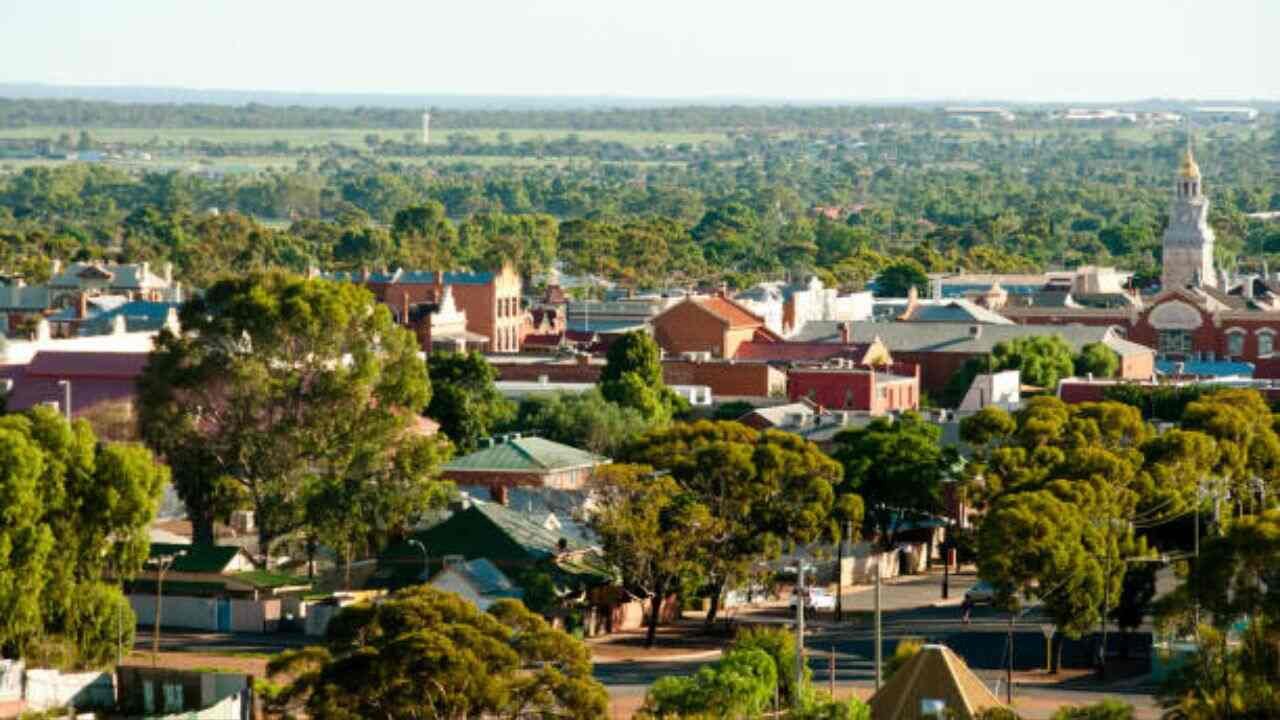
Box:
<box><xmin>25</xmin><ymin>351</ymin><xmax>150</xmax><ymax>379</ymax></box>
<box><xmin>696</xmin><ymin>296</ymin><xmax>765</xmax><ymax>328</ymax></box>
<box><xmin>523</xmin><ymin>333</ymin><xmax>564</xmax><ymax>347</ymax></box>
<box><xmin>734</xmin><ymin>341</ymin><xmax>869</xmax><ymax>362</ymax></box>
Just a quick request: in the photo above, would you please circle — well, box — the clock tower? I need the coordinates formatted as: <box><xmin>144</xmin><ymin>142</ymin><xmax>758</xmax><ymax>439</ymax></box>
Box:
<box><xmin>1161</xmin><ymin>141</ymin><xmax>1216</xmax><ymax>289</ymax></box>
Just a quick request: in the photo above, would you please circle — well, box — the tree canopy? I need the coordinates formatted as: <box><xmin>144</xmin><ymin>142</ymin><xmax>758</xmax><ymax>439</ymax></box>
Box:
<box><xmin>267</xmin><ymin>586</ymin><xmax>608</xmax><ymax>719</ymax></box>
<box><xmin>425</xmin><ymin>350</ymin><xmax>515</xmax><ymax>452</ymax></box>
<box><xmin>138</xmin><ymin>272</ymin><xmax>449</xmax><ymax>557</ymax></box>
<box><xmin>0</xmin><ymin>406</ymin><xmax>167</xmax><ymax>668</ymax></box>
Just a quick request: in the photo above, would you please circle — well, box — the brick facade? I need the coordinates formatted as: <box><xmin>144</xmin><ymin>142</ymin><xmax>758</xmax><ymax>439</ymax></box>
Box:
<box><xmin>786</xmin><ymin>366</ymin><xmax>920</xmax><ymax>415</ymax></box>
<box><xmin>352</xmin><ymin>265</ymin><xmax>525</xmax><ymax>353</ymax></box>
<box><xmin>489</xmin><ymin>356</ymin><xmax>785</xmax><ymax>399</ymax></box>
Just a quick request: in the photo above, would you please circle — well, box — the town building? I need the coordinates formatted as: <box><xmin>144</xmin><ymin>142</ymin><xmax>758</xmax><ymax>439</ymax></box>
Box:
<box><xmin>786</xmin><ymin>362</ymin><xmax>920</xmax><ymax>415</ymax></box>
<box><xmin>441</xmin><ymin>434</ymin><xmax>609</xmax><ymax>493</ymax></box>
<box><xmin>0</xmin><ymin>261</ymin><xmax>183</xmax><ymax>335</ymax></box>
<box><xmin>325</xmin><ymin>264</ymin><xmax>524</xmax><ymax>353</ymax></box>
<box><xmin>1162</xmin><ymin>143</ymin><xmax>1217</xmax><ymax>290</ymax></box>
<box><xmin>739</xmin><ymin>320</ymin><xmax>1153</xmax><ymax>394</ymax></box>
<box><xmin>428</xmin><ymin>558</ymin><xmax>524</xmax><ymax>610</ymax></box>
<box><xmin>651</xmin><ymin>293</ymin><xmax>782</xmax><ymax>359</ymax></box>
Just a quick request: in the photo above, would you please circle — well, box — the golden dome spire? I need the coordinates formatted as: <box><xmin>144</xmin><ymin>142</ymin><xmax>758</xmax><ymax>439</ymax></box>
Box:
<box><xmin>1179</xmin><ymin>131</ymin><xmax>1200</xmax><ymax>179</ymax></box>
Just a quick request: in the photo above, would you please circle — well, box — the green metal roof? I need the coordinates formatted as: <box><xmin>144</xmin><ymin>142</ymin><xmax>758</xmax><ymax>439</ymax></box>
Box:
<box><xmin>373</xmin><ymin>502</ymin><xmax>609</xmax><ymax>591</ymax></box>
<box><xmin>148</xmin><ymin>543</ymin><xmax>246</xmax><ymax>574</ymax></box>
<box><xmin>443</xmin><ymin>436</ymin><xmax>606</xmax><ymax>474</ymax></box>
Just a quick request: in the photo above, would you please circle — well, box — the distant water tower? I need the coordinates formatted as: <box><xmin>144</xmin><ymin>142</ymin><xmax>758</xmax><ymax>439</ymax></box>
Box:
<box><xmin>422</xmin><ymin>112</ymin><xmax>431</xmax><ymax>144</ymax></box>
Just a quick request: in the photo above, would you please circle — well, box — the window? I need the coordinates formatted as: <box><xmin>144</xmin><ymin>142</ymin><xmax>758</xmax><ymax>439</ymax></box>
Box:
<box><xmin>1158</xmin><ymin>330</ymin><xmax>1193</xmax><ymax>357</ymax></box>
<box><xmin>1260</xmin><ymin>331</ymin><xmax>1275</xmax><ymax>357</ymax></box>
<box><xmin>1227</xmin><ymin>332</ymin><xmax>1245</xmax><ymax>357</ymax></box>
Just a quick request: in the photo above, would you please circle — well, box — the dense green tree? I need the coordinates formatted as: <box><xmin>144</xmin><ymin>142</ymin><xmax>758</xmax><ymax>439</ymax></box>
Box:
<box><xmin>989</xmin><ymin>335</ymin><xmax>1077</xmax><ymax>390</ymax></box>
<box><xmin>625</xmin><ymin>421</ymin><xmax>840</xmax><ymax>626</ymax></box>
<box><xmin>138</xmin><ymin>273</ymin><xmax>442</xmax><ymax>556</ymax></box>
<box><xmin>831</xmin><ymin>413</ymin><xmax>956</xmax><ymax>545</ymax></box>
<box><xmin>425</xmin><ymin>350</ymin><xmax>515</xmax><ymax>452</ymax></box>
<box><xmin>1049</xmin><ymin>699</ymin><xmax>1134</xmax><ymax>720</ymax></box>
<box><xmin>0</xmin><ymin>407</ymin><xmax>166</xmax><ymax>667</ymax></box>
<box><xmin>268</xmin><ymin>587</ymin><xmax>608</xmax><ymax>719</ymax></box>
<box><xmin>511</xmin><ymin>389</ymin><xmax>653</xmax><ymax>456</ymax></box>
<box><xmin>874</xmin><ymin>259</ymin><xmax>929</xmax><ymax>297</ymax></box>
<box><xmin>641</xmin><ymin>647</ymin><xmax>777</xmax><ymax>719</ymax></box>
<box><xmin>1075</xmin><ymin>342</ymin><xmax>1120</xmax><ymax>379</ymax></box>
<box><xmin>589</xmin><ymin>464</ymin><xmax>715</xmax><ymax>648</ymax></box>
<box><xmin>599</xmin><ymin>331</ymin><xmax>684</xmax><ymax>423</ymax></box>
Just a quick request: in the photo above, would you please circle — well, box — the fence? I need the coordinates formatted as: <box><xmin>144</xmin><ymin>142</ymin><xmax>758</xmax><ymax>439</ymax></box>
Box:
<box><xmin>23</xmin><ymin>668</ymin><xmax>115</xmax><ymax>711</ymax></box>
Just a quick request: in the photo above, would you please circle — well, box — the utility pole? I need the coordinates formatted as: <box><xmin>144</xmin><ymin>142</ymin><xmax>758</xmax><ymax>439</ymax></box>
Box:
<box><xmin>152</xmin><ymin>551</ymin><xmax>185</xmax><ymax>668</ymax></box>
<box><xmin>874</xmin><ymin>565</ymin><xmax>883</xmax><ymax>691</ymax></box>
<box><xmin>1006</xmin><ymin>612</ymin><xmax>1014</xmax><ymax>705</ymax></box>
<box><xmin>56</xmin><ymin>379</ymin><xmax>71</xmax><ymax>422</ymax></box>
<box><xmin>795</xmin><ymin>561</ymin><xmax>806</xmax><ymax>708</ymax></box>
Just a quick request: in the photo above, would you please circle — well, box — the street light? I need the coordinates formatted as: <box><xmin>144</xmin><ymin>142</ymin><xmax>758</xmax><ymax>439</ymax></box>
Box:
<box><xmin>408</xmin><ymin>539</ymin><xmax>429</xmax><ymax>581</ymax></box>
<box><xmin>151</xmin><ymin>550</ymin><xmax>187</xmax><ymax>668</ymax></box>
<box><xmin>56</xmin><ymin>379</ymin><xmax>71</xmax><ymax>422</ymax></box>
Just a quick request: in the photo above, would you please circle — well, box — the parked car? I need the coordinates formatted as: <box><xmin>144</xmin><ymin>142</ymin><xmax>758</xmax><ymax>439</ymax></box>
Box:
<box><xmin>790</xmin><ymin>587</ymin><xmax>837</xmax><ymax>612</ymax></box>
<box><xmin>965</xmin><ymin>580</ymin><xmax>996</xmax><ymax>604</ymax></box>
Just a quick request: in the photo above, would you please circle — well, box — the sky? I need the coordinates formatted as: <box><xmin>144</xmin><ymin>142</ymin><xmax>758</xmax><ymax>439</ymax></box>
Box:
<box><xmin>1</xmin><ymin>0</ymin><xmax>1276</xmax><ymax>102</ymax></box>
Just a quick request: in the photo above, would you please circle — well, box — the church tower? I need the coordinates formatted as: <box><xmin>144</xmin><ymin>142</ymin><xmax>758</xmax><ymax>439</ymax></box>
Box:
<box><xmin>1161</xmin><ymin>137</ymin><xmax>1216</xmax><ymax>289</ymax></box>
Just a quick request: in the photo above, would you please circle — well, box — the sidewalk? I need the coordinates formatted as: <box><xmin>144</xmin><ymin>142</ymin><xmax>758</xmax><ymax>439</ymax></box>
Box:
<box><xmin>588</xmin><ymin>622</ymin><xmax>728</xmax><ymax>664</ymax></box>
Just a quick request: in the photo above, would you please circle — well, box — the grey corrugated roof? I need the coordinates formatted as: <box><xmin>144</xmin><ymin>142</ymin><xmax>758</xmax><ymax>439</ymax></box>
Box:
<box><xmin>450</xmin><ymin>558</ymin><xmax>523</xmax><ymax>597</ymax></box>
<box><xmin>843</xmin><ymin>322</ymin><xmax>1152</xmax><ymax>357</ymax></box>
<box><xmin>903</xmin><ymin>300</ymin><xmax>1014</xmax><ymax>325</ymax></box>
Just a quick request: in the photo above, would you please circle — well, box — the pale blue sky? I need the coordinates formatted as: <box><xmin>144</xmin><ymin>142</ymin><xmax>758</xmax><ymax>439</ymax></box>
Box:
<box><xmin>1</xmin><ymin>0</ymin><xmax>1275</xmax><ymax>101</ymax></box>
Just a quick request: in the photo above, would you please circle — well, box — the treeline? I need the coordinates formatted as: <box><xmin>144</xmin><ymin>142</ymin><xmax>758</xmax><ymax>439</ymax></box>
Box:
<box><xmin>0</xmin><ymin>97</ymin><xmax>1067</xmax><ymax>132</ymax></box>
<box><xmin>2</xmin><ymin>128</ymin><xmax>1279</xmax><ymax>290</ymax></box>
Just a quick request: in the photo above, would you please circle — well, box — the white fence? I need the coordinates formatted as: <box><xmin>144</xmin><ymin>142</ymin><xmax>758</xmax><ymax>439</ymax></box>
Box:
<box><xmin>24</xmin><ymin>668</ymin><xmax>115</xmax><ymax>711</ymax></box>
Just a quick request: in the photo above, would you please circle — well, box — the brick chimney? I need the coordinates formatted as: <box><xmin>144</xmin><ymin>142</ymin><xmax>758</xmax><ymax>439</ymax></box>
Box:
<box><xmin>838</xmin><ymin>321</ymin><xmax>851</xmax><ymax>345</ymax></box>
<box><xmin>434</xmin><ymin>270</ymin><xmax>444</xmax><ymax>286</ymax></box>
<box><xmin>490</xmin><ymin>485</ymin><xmax>509</xmax><ymax>506</ymax></box>
<box><xmin>76</xmin><ymin>292</ymin><xmax>88</xmax><ymax>320</ymax></box>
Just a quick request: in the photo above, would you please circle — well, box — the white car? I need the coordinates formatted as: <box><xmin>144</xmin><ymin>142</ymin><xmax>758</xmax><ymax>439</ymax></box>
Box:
<box><xmin>790</xmin><ymin>587</ymin><xmax>837</xmax><ymax>612</ymax></box>
<box><xmin>964</xmin><ymin>580</ymin><xmax>996</xmax><ymax>604</ymax></box>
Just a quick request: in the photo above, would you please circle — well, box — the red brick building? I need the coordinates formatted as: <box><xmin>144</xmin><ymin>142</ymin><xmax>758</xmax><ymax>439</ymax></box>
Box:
<box><xmin>326</xmin><ymin>264</ymin><xmax>525</xmax><ymax>353</ymax></box>
<box><xmin>651</xmin><ymin>294</ymin><xmax>781</xmax><ymax>359</ymax></box>
<box><xmin>1002</xmin><ymin>286</ymin><xmax>1280</xmax><ymax>378</ymax></box>
<box><xmin>488</xmin><ymin>354</ymin><xmax>785</xmax><ymax>399</ymax></box>
<box><xmin>786</xmin><ymin>364</ymin><xmax>920</xmax><ymax>415</ymax></box>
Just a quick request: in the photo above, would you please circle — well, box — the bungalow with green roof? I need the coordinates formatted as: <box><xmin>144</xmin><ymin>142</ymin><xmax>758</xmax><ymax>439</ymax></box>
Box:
<box><xmin>442</xmin><ymin>434</ymin><xmax>609</xmax><ymax>495</ymax></box>
<box><xmin>373</xmin><ymin>501</ymin><xmax>672</xmax><ymax>636</ymax></box>
<box><xmin>126</xmin><ymin>543</ymin><xmax>310</xmax><ymax>633</ymax></box>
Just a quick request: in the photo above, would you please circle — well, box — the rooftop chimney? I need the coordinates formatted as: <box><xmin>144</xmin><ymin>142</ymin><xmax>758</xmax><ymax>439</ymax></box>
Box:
<box><xmin>490</xmin><ymin>485</ymin><xmax>509</xmax><ymax>506</ymax></box>
<box><xmin>839</xmin><ymin>321</ymin><xmax>851</xmax><ymax>345</ymax></box>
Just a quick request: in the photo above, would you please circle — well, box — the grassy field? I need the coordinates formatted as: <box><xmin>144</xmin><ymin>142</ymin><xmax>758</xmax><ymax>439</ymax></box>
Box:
<box><xmin>0</xmin><ymin>126</ymin><xmax>730</xmax><ymax>148</ymax></box>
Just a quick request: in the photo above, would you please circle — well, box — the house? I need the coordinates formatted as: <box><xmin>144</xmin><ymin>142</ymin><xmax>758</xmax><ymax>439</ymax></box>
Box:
<box><xmin>758</xmin><ymin>321</ymin><xmax>1154</xmax><ymax>395</ymax></box>
<box><xmin>651</xmin><ymin>293</ymin><xmax>782</xmax><ymax>359</ymax></box>
<box><xmin>377</xmin><ymin>501</ymin><xmax>602</xmax><ymax>586</ymax></box>
<box><xmin>326</xmin><ymin>264</ymin><xmax>524</xmax><ymax>353</ymax></box>
<box><xmin>442</xmin><ymin>434</ymin><xmax>609</xmax><ymax>493</ymax></box>
<box><xmin>786</xmin><ymin>363</ymin><xmax>920</xmax><ymax>415</ymax></box>
<box><xmin>400</xmin><ymin>285</ymin><xmax>489</xmax><ymax>353</ymax></box>
<box><xmin>0</xmin><ymin>261</ymin><xmax>182</xmax><ymax>335</ymax></box>
<box><xmin>375</xmin><ymin>500</ymin><xmax>662</xmax><ymax>636</ymax></box>
<box><xmin>1</xmin><ymin>350</ymin><xmax>151</xmax><ymax>417</ymax></box>
<box><xmin>488</xmin><ymin>353</ymin><xmax>781</xmax><ymax>400</ymax></box>
<box><xmin>957</xmin><ymin>370</ymin><xmax>1021</xmax><ymax>414</ymax></box>
<box><xmin>429</xmin><ymin>557</ymin><xmax>524</xmax><ymax>610</ymax></box>
<box><xmin>126</xmin><ymin>543</ymin><xmax>310</xmax><ymax>633</ymax></box>
<box><xmin>868</xmin><ymin>644</ymin><xmax>1007</xmax><ymax>720</ymax></box>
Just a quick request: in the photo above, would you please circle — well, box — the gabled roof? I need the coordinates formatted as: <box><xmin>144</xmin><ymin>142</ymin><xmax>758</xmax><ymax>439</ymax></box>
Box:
<box><xmin>696</xmin><ymin>296</ymin><xmax>767</xmax><ymax>328</ymax></box>
<box><xmin>444</xmin><ymin>436</ymin><xmax>607</xmax><ymax>474</ymax></box>
<box><xmin>869</xmin><ymin>644</ymin><xmax>1005</xmax><ymax>720</ymax></box>
<box><xmin>898</xmin><ymin>300</ymin><xmax>1013</xmax><ymax>325</ymax></box>
<box><xmin>149</xmin><ymin>543</ymin><xmax>248</xmax><ymax>575</ymax></box>
<box><xmin>434</xmin><ymin>558</ymin><xmax>523</xmax><ymax>599</ymax></box>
